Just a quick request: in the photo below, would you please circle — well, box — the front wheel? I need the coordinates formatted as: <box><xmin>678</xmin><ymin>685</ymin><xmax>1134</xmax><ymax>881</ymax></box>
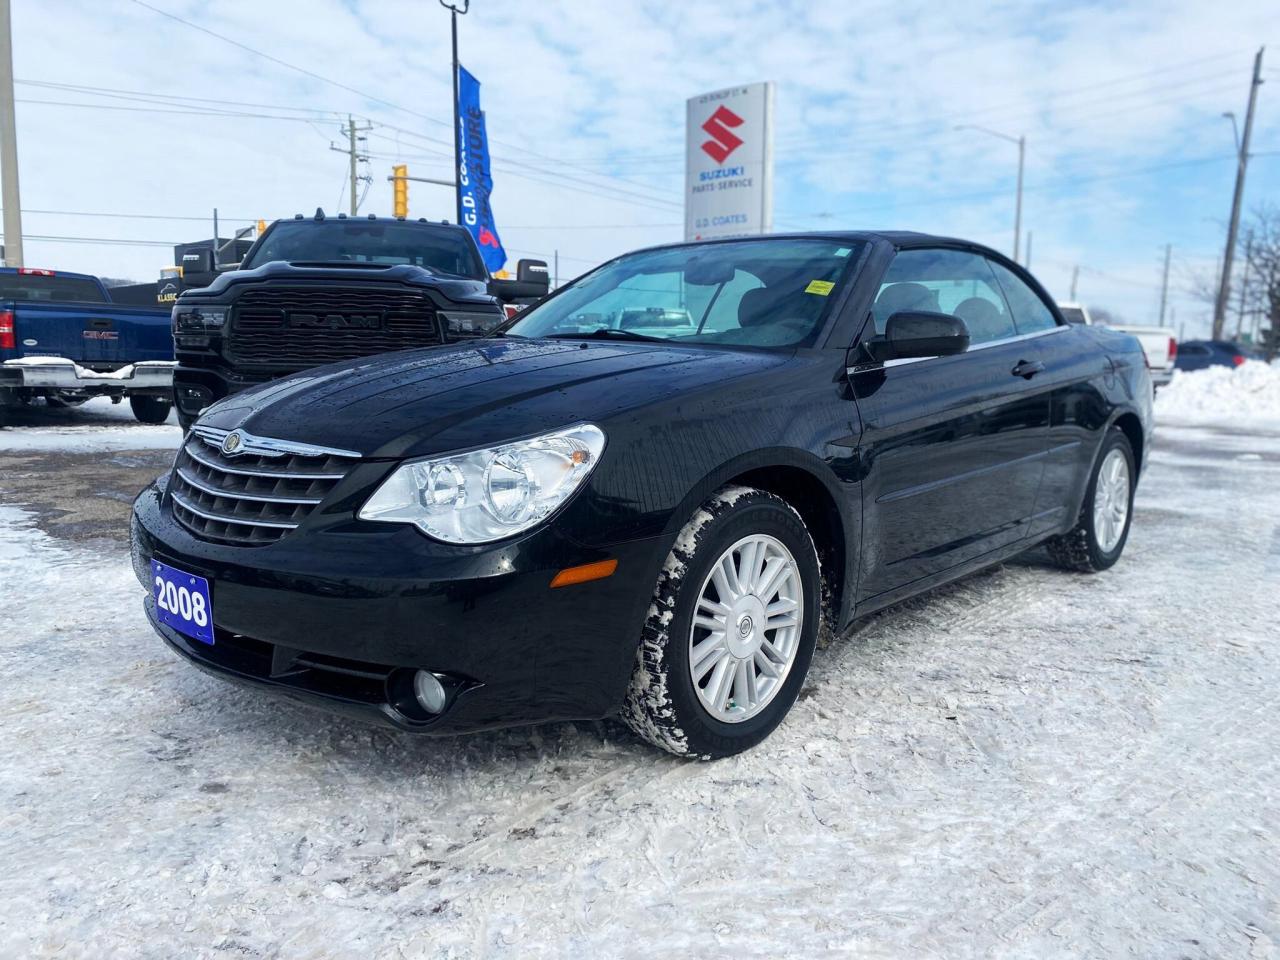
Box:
<box><xmin>1046</xmin><ymin>427</ymin><xmax>1135</xmax><ymax>572</ymax></box>
<box><xmin>129</xmin><ymin>394</ymin><xmax>172</xmax><ymax>424</ymax></box>
<box><xmin>621</xmin><ymin>486</ymin><xmax>821</xmax><ymax>759</ymax></box>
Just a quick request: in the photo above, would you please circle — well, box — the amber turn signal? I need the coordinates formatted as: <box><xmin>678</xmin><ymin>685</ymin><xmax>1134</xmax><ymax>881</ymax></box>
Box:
<box><xmin>549</xmin><ymin>558</ymin><xmax>618</xmax><ymax>588</ymax></box>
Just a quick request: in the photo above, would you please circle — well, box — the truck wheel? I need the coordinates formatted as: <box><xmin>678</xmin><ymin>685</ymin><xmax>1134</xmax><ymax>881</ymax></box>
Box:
<box><xmin>1046</xmin><ymin>427</ymin><xmax>1135</xmax><ymax>573</ymax></box>
<box><xmin>129</xmin><ymin>395</ymin><xmax>172</xmax><ymax>425</ymax></box>
<box><xmin>621</xmin><ymin>486</ymin><xmax>821</xmax><ymax>759</ymax></box>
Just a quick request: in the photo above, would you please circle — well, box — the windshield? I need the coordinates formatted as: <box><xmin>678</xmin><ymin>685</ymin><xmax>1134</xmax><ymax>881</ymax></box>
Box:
<box><xmin>506</xmin><ymin>238</ymin><xmax>863</xmax><ymax>348</ymax></box>
<box><xmin>0</xmin><ymin>273</ymin><xmax>106</xmax><ymax>303</ymax></box>
<box><xmin>244</xmin><ymin>220</ymin><xmax>487</xmax><ymax>279</ymax></box>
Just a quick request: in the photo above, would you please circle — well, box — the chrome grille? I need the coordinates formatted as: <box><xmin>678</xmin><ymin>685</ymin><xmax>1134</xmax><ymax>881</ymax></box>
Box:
<box><xmin>229</xmin><ymin>286</ymin><xmax>444</xmax><ymax>366</ymax></box>
<box><xmin>169</xmin><ymin>426</ymin><xmax>360</xmax><ymax>546</ymax></box>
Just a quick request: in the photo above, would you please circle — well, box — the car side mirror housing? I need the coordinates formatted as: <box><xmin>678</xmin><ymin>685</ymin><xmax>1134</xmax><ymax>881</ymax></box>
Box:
<box><xmin>864</xmin><ymin>311</ymin><xmax>970</xmax><ymax>362</ymax></box>
<box><xmin>488</xmin><ymin>258</ymin><xmax>551</xmax><ymax>304</ymax></box>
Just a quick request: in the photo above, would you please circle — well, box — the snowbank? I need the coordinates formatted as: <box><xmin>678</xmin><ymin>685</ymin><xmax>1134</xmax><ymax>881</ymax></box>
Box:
<box><xmin>1155</xmin><ymin>360</ymin><xmax>1280</xmax><ymax>427</ymax></box>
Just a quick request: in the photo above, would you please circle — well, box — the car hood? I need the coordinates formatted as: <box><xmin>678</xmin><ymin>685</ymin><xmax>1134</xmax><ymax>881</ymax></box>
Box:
<box><xmin>198</xmin><ymin>338</ymin><xmax>789</xmax><ymax>459</ymax></box>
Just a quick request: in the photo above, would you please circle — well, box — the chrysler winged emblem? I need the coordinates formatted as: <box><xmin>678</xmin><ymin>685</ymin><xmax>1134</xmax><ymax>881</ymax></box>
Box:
<box><xmin>221</xmin><ymin>431</ymin><xmax>244</xmax><ymax>456</ymax></box>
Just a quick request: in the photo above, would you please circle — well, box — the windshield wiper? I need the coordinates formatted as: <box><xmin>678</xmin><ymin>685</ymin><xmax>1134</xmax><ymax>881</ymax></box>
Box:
<box><xmin>545</xmin><ymin>328</ymin><xmax>665</xmax><ymax>343</ymax></box>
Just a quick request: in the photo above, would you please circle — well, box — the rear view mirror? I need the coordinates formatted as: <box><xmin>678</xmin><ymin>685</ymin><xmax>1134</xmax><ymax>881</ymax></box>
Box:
<box><xmin>684</xmin><ymin>257</ymin><xmax>736</xmax><ymax>286</ymax></box>
<box><xmin>865</xmin><ymin>311</ymin><xmax>970</xmax><ymax>362</ymax></box>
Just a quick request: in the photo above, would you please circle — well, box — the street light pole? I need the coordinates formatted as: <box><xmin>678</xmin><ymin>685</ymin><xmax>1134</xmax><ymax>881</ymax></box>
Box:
<box><xmin>956</xmin><ymin>124</ymin><xmax>1025</xmax><ymax>263</ymax></box>
<box><xmin>440</xmin><ymin>1</ymin><xmax>469</xmax><ymax>226</ymax></box>
<box><xmin>1014</xmin><ymin>134</ymin><xmax>1024</xmax><ymax>265</ymax></box>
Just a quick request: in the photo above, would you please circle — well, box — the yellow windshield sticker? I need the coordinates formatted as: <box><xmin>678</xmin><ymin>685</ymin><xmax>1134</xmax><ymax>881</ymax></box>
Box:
<box><xmin>805</xmin><ymin>280</ymin><xmax>835</xmax><ymax>296</ymax></box>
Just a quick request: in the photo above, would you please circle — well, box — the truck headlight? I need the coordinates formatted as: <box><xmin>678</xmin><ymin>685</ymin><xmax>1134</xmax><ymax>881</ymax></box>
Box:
<box><xmin>358</xmin><ymin>424</ymin><xmax>605</xmax><ymax>544</ymax></box>
<box><xmin>174</xmin><ymin>307</ymin><xmax>227</xmax><ymax>333</ymax></box>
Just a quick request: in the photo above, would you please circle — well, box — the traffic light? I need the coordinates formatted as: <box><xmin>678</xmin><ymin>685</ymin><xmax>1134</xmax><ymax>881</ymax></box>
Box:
<box><xmin>393</xmin><ymin>165</ymin><xmax>409</xmax><ymax>218</ymax></box>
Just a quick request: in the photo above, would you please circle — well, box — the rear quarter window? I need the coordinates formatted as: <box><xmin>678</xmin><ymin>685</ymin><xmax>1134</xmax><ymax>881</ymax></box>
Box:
<box><xmin>987</xmin><ymin>261</ymin><xmax>1058</xmax><ymax>335</ymax></box>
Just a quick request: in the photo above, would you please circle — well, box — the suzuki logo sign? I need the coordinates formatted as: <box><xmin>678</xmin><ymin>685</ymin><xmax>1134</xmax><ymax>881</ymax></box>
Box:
<box><xmin>700</xmin><ymin>106</ymin><xmax>744</xmax><ymax>164</ymax></box>
<box><xmin>685</xmin><ymin>83</ymin><xmax>774</xmax><ymax>242</ymax></box>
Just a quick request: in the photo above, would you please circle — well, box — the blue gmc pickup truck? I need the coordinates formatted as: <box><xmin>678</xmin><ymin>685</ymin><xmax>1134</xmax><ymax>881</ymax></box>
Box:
<box><xmin>0</xmin><ymin>267</ymin><xmax>175</xmax><ymax>425</ymax></box>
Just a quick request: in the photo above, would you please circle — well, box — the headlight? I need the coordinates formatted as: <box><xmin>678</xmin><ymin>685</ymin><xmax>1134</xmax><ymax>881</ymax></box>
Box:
<box><xmin>173</xmin><ymin>306</ymin><xmax>227</xmax><ymax>332</ymax></box>
<box><xmin>358</xmin><ymin>423</ymin><xmax>606</xmax><ymax>544</ymax></box>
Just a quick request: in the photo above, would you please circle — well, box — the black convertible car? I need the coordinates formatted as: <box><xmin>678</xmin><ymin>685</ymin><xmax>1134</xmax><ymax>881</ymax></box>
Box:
<box><xmin>131</xmin><ymin>232</ymin><xmax>1153</xmax><ymax>758</ymax></box>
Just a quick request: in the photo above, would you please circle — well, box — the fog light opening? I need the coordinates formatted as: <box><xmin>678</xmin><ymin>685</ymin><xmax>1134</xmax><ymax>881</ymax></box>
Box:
<box><xmin>413</xmin><ymin>670</ymin><xmax>448</xmax><ymax>714</ymax></box>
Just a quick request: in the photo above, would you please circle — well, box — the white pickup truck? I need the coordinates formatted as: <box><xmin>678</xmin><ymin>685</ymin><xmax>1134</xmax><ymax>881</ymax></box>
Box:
<box><xmin>1058</xmin><ymin>302</ymin><xmax>1177</xmax><ymax>390</ymax></box>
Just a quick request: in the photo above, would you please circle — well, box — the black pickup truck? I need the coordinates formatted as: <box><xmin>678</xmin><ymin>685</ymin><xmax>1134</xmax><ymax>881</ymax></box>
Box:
<box><xmin>171</xmin><ymin>213</ymin><xmax>549</xmax><ymax>429</ymax></box>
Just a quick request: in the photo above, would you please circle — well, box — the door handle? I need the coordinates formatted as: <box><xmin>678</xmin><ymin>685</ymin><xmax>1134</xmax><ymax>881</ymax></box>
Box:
<box><xmin>89</xmin><ymin>318</ymin><xmax>113</xmax><ymax>330</ymax></box>
<box><xmin>1011</xmin><ymin>359</ymin><xmax>1045</xmax><ymax>379</ymax></box>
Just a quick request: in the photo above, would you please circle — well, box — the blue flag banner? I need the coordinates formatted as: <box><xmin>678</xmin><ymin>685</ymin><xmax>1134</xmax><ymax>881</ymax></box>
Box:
<box><xmin>457</xmin><ymin>65</ymin><xmax>506</xmax><ymax>274</ymax></box>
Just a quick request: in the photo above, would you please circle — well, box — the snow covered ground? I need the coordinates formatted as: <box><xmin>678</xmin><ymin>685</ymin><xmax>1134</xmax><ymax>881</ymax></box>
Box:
<box><xmin>0</xmin><ymin>396</ymin><xmax>181</xmax><ymax>452</ymax></box>
<box><xmin>2</xmin><ymin>418</ymin><xmax>1279</xmax><ymax>958</ymax></box>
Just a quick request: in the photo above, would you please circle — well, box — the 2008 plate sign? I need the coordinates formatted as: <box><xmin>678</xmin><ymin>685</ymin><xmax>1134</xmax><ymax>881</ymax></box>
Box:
<box><xmin>151</xmin><ymin>560</ymin><xmax>213</xmax><ymax>645</ymax></box>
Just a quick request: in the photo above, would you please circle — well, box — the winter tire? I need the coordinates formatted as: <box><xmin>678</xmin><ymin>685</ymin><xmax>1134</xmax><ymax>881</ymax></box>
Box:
<box><xmin>130</xmin><ymin>395</ymin><xmax>172</xmax><ymax>425</ymax></box>
<box><xmin>621</xmin><ymin>485</ymin><xmax>822</xmax><ymax>759</ymax></box>
<box><xmin>1046</xmin><ymin>426</ymin><xmax>1135</xmax><ymax>572</ymax></box>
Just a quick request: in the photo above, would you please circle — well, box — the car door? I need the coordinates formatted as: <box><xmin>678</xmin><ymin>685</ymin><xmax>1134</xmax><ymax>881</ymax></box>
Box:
<box><xmin>986</xmin><ymin>258</ymin><xmax>1107</xmax><ymax>539</ymax></box>
<box><xmin>849</xmin><ymin>247</ymin><xmax>1050</xmax><ymax>599</ymax></box>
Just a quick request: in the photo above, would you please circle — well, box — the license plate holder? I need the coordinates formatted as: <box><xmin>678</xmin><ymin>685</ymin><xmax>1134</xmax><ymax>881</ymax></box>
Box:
<box><xmin>151</xmin><ymin>560</ymin><xmax>214</xmax><ymax>645</ymax></box>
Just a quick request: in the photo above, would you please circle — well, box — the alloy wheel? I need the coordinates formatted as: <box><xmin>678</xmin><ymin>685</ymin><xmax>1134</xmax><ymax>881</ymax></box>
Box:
<box><xmin>1093</xmin><ymin>448</ymin><xmax>1131</xmax><ymax>553</ymax></box>
<box><xmin>688</xmin><ymin>534</ymin><xmax>804</xmax><ymax>723</ymax></box>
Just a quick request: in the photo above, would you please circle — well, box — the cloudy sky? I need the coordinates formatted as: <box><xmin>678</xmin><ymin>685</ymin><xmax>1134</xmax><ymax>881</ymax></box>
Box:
<box><xmin>8</xmin><ymin>0</ymin><xmax>1280</xmax><ymax>337</ymax></box>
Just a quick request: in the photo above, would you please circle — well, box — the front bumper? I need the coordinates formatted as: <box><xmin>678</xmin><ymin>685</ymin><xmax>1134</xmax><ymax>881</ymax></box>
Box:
<box><xmin>131</xmin><ymin>477</ymin><xmax>664</xmax><ymax>734</ymax></box>
<box><xmin>1</xmin><ymin>357</ymin><xmax>175</xmax><ymax>393</ymax></box>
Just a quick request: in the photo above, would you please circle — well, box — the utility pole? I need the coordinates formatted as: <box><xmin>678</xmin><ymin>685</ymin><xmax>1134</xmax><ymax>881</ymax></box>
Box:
<box><xmin>330</xmin><ymin>115</ymin><xmax>372</xmax><ymax>216</ymax></box>
<box><xmin>0</xmin><ymin>0</ymin><xmax>22</xmax><ymax>267</ymax></box>
<box><xmin>440</xmin><ymin>1</ymin><xmax>470</xmax><ymax>226</ymax></box>
<box><xmin>1213</xmin><ymin>46</ymin><xmax>1265</xmax><ymax>339</ymax></box>
<box><xmin>1014</xmin><ymin>135</ymin><xmax>1024</xmax><ymax>264</ymax></box>
<box><xmin>1070</xmin><ymin>265</ymin><xmax>1079</xmax><ymax>301</ymax></box>
<box><xmin>1158</xmin><ymin>244</ymin><xmax>1171</xmax><ymax>326</ymax></box>
<box><xmin>1234</xmin><ymin>232</ymin><xmax>1252</xmax><ymax>339</ymax></box>
<box><xmin>955</xmin><ymin>125</ymin><xmax>1024</xmax><ymax>263</ymax></box>
<box><xmin>1024</xmin><ymin>231</ymin><xmax>1032</xmax><ymax>269</ymax></box>
<box><xmin>553</xmin><ymin>249</ymin><xmax>559</xmax><ymax>289</ymax></box>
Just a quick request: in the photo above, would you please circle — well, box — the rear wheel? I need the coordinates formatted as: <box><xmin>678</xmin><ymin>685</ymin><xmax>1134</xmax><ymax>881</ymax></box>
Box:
<box><xmin>129</xmin><ymin>394</ymin><xmax>172</xmax><ymax>424</ymax></box>
<box><xmin>621</xmin><ymin>486</ymin><xmax>821</xmax><ymax>759</ymax></box>
<box><xmin>1046</xmin><ymin>427</ymin><xmax>1135</xmax><ymax>572</ymax></box>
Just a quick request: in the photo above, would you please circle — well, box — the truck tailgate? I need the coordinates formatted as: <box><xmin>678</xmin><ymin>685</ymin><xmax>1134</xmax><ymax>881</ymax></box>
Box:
<box><xmin>8</xmin><ymin>301</ymin><xmax>172</xmax><ymax>366</ymax></box>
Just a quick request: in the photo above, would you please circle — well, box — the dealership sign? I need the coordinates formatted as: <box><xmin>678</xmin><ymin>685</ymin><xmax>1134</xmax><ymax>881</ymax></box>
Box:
<box><xmin>456</xmin><ymin>65</ymin><xmax>507</xmax><ymax>274</ymax></box>
<box><xmin>685</xmin><ymin>82</ymin><xmax>774</xmax><ymax>241</ymax></box>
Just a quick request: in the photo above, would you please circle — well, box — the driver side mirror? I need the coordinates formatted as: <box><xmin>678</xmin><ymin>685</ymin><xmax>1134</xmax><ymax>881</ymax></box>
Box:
<box><xmin>864</xmin><ymin>311</ymin><xmax>970</xmax><ymax>362</ymax></box>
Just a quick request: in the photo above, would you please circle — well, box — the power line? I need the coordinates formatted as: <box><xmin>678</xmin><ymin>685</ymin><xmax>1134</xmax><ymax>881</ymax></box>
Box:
<box><xmin>23</xmin><ymin>234</ymin><xmax>178</xmax><ymax>247</ymax></box>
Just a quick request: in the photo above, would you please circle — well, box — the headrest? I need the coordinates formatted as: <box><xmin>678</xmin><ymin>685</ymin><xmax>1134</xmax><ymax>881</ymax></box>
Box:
<box><xmin>874</xmin><ymin>282</ymin><xmax>937</xmax><ymax>318</ymax></box>
<box><xmin>738</xmin><ymin>286</ymin><xmax>790</xmax><ymax>328</ymax></box>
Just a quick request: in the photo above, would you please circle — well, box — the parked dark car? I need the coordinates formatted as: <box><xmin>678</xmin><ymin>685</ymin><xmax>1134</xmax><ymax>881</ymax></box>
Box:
<box><xmin>1173</xmin><ymin>339</ymin><xmax>1257</xmax><ymax>372</ymax></box>
<box><xmin>130</xmin><ymin>231</ymin><xmax>1153</xmax><ymax>758</ymax></box>
<box><xmin>170</xmin><ymin>213</ymin><xmax>548</xmax><ymax>430</ymax></box>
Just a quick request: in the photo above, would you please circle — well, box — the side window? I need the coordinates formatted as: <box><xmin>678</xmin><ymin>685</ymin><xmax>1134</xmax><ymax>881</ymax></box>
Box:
<box><xmin>988</xmin><ymin>260</ymin><xmax>1059</xmax><ymax>335</ymax></box>
<box><xmin>873</xmin><ymin>248</ymin><xmax>1016</xmax><ymax>346</ymax></box>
